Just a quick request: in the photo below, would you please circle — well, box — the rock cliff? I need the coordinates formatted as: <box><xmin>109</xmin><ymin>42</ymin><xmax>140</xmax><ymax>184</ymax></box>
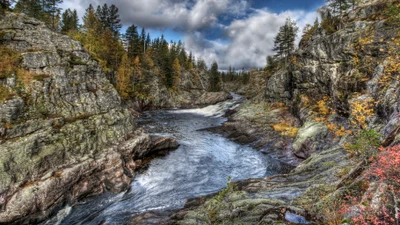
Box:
<box><xmin>0</xmin><ymin>13</ymin><xmax>178</xmax><ymax>224</ymax></box>
<box><xmin>169</xmin><ymin>1</ymin><xmax>400</xmax><ymax>224</ymax></box>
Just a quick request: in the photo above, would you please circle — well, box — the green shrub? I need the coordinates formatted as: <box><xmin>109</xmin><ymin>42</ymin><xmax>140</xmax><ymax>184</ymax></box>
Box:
<box><xmin>321</xmin><ymin>18</ymin><xmax>339</xmax><ymax>34</ymax></box>
<box><xmin>345</xmin><ymin>129</ymin><xmax>381</xmax><ymax>159</ymax></box>
<box><xmin>202</xmin><ymin>177</ymin><xmax>238</xmax><ymax>224</ymax></box>
<box><xmin>385</xmin><ymin>2</ymin><xmax>400</xmax><ymax>25</ymax></box>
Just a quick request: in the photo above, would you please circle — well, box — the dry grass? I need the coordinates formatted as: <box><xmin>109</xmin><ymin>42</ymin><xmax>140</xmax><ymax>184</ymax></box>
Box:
<box><xmin>271</xmin><ymin>122</ymin><xmax>299</xmax><ymax>137</ymax></box>
<box><xmin>64</xmin><ymin>113</ymin><xmax>91</xmax><ymax>123</ymax></box>
<box><xmin>0</xmin><ymin>85</ymin><xmax>14</xmax><ymax>103</ymax></box>
<box><xmin>0</xmin><ymin>46</ymin><xmax>20</xmax><ymax>79</ymax></box>
<box><xmin>16</xmin><ymin>69</ymin><xmax>33</xmax><ymax>87</ymax></box>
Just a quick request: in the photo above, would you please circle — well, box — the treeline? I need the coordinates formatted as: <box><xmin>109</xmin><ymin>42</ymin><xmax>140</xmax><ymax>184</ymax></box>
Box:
<box><xmin>68</xmin><ymin>3</ymin><xmax>222</xmax><ymax>98</ymax></box>
<box><xmin>220</xmin><ymin>67</ymin><xmax>251</xmax><ymax>85</ymax></box>
<box><xmin>1</xmin><ymin>1</ymin><xmax>222</xmax><ymax>103</ymax></box>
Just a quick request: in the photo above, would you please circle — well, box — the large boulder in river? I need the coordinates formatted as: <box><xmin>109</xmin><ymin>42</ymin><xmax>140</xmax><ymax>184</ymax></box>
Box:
<box><xmin>149</xmin><ymin>135</ymin><xmax>180</xmax><ymax>155</ymax></box>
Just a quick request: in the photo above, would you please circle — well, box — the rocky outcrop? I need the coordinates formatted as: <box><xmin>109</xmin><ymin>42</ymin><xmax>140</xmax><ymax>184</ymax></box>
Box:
<box><xmin>292</xmin><ymin>121</ymin><xmax>330</xmax><ymax>159</ymax></box>
<box><xmin>139</xmin><ymin>83</ymin><xmax>232</xmax><ymax>109</ymax></box>
<box><xmin>171</xmin><ymin>144</ymin><xmax>350</xmax><ymax>225</ymax></box>
<box><xmin>149</xmin><ymin>135</ymin><xmax>180</xmax><ymax>155</ymax></box>
<box><xmin>165</xmin><ymin>2</ymin><xmax>400</xmax><ymax>224</ymax></box>
<box><xmin>128</xmin><ymin>60</ymin><xmax>230</xmax><ymax>110</ymax></box>
<box><xmin>0</xmin><ymin>13</ymin><xmax>179</xmax><ymax>224</ymax></box>
<box><xmin>224</xmin><ymin>69</ymin><xmax>267</xmax><ymax>100</ymax></box>
<box><xmin>207</xmin><ymin>101</ymin><xmax>302</xmax><ymax>167</ymax></box>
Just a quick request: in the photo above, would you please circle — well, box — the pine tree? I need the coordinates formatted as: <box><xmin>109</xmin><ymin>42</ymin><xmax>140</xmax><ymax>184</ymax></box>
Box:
<box><xmin>145</xmin><ymin>33</ymin><xmax>151</xmax><ymax>52</ymax></box>
<box><xmin>96</xmin><ymin>4</ymin><xmax>109</xmax><ymax>29</ymax></box>
<box><xmin>61</xmin><ymin>9</ymin><xmax>78</xmax><ymax>34</ymax></box>
<box><xmin>108</xmin><ymin>4</ymin><xmax>121</xmax><ymax>36</ymax></box>
<box><xmin>47</xmin><ymin>0</ymin><xmax>63</xmax><ymax>30</ymax></box>
<box><xmin>140</xmin><ymin>28</ymin><xmax>146</xmax><ymax>54</ymax></box>
<box><xmin>82</xmin><ymin>4</ymin><xmax>99</xmax><ymax>31</ymax></box>
<box><xmin>125</xmin><ymin>24</ymin><xmax>140</xmax><ymax>59</ymax></box>
<box><xmin>178</xmin><ymin>45</ymin><xmax>187</xmax><ymax>66</ymax></box>
<box><xmin>326</xmin><ymin>0</ymin><xmax>349</xmax><ymax>17</ymax></box>
<box><xmin>0</xmin><ymin>0</ymin><xmax>13</xmax><ymax>13</ymax></box>
<box><xmin>14</xmin><ymin>0</ymin><xmax>43</xmax><ymax>19</ymax></box>
<box><xmin>273</xmin><ymin>17</ymin><xmax>298</xmax><ymax>65</ymax></box>
<box><xmin>209</xmin><ymin>61</ymin><xmax>221</xmax><ymax>92</ymax></box>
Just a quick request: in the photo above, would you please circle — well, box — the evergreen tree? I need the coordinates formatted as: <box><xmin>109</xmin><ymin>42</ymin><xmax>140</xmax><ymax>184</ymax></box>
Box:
<box><xmin>82</xmin><ymin>4</ymin><xmax>96</xmax><ymax>30</ymax></box>
<box><xmin>46</xmin><ymin>0</ymin><xmax>63</xmax><ymax>30</ymax></box>
<box><xmin>61</xmin><ymin>8</ymin><xmax>78</xmax><ymax>34</ymax></box>
<box><xmin>187</xmin><ymin>52</ymin><xmax>194</xmax><ymax>70</ymax></box>
<box><xmin>0</xmin><ymin>0</ymin><xmax>10</xmax><ymax>8</ymax></box>
<box><xmin>162</xmin><ymin>40</ymin><xmax>173</xmax><ymax>87</ymax></box>
<box><xmin>266</xmin><ymin>55</ymin><xmax>278</xmax><ymax>71</ymax></box>
<box><xmin>145</xmin><ymin>33</ymin><xmax>151</xmax><ymax>51</ymax></box>
<box><xmin>326</xmin><ymin>0</ymin><xmax>349</xmax><ymax>17</ymax></box>
<box><xmin>172</xmin><ymin>58</ymin><xmax>181</xmax><ymax>90</ymax></box>
<box><xmin>15</xmin><ymin>0</ymin><xmax>43</xmax><ymax>19</ymax></box>
<box><xmin>96</xmin><ymin>4</ymin><xmax>109</xmax><ymax>29</ymax></box>
<box><xmin>1</xmin><ymin>0</ymin><xmax>13</xmax><ymax>13</ymax></box>
<box><xmin>197</xmin><ymin>58</ymin><xmax>207</xmax><ymax>71</ymax></box>
<box><xmin>140</xmin><ymin>27</ymin><xmax>146</xmax><ymax>53</ymax></box>
<box><xmin>273</xmin><ymin>17</ymin><xmax>298</xmax><ymax>65</ymax></box>
<box><xmin>209</xmin><ymin>61</ymin><xmax>221</xmax><ymax>92</ymax></box>
<box><xmin>108</xmin><ymin>4</ymin><xmax>121</xmax><ymax>36</ymax></box>
<box><xmin>125</xmin><ymin>24</ymin><xmax>140</xmax><ymax>59</ymax></box>
<box><xmin>178</xmin><ymin>45</ymin><xmax>187</xmax><ymax>66</ymax></box>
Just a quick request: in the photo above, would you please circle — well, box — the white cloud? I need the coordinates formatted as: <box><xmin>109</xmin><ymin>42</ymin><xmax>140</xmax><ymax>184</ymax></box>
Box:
<box><xmin>185</xmin><ymin>9</ymin><xmax>319</xmax><ymax>69</ymax></box>
<box><xmin>62</xmin><ymin>0</ymin><xmax>249</xmax><ymax>31</ymax></box>
<box><xmin>60</xmin><ymin>0</ymin><xmax>320</xmax><ymax>70</ymax></box>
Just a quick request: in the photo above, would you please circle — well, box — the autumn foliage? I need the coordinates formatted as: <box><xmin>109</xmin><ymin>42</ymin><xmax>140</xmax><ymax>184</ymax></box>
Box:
<box><xmin>338</xmin><ymin>145</ymin><xmax>400</xmax><ymax>225</ymax></box>
<box><xmin>370</xmin><ymin>145</ymin><xmax>400</xmax><ymax>189</ymax></box>
<box><xmin>0</xmin><ymin>46</ymin><xmax>20</xmax><ymax>79</ymax></box>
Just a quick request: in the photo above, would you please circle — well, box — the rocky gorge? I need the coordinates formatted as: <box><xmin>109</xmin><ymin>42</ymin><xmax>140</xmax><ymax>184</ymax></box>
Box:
<box><xmin>164</xmin><ymin>1</ymin><xmax>400</xmax><ymax>224</ymax></box>
<box><xmin>1</xmin><ymin>0</ymin><xmax>400</xmax><ymax>225</ymax></box>
<box><xmin>0</xmin><ymin>13</ymin><xmax>229</xmax><ymax>224</ymax></box>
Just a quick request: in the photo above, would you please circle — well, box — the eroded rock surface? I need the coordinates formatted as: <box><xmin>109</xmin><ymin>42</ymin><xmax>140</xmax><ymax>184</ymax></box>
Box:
<box><xmin>168</xmin><ymin>2</ymin><xmax>400</xmax><ymax>224</ymax></box>
<box><xmin>0</xmin><ymin>13</ymin><xmax>177</xmax><ymax>224</ymax></box>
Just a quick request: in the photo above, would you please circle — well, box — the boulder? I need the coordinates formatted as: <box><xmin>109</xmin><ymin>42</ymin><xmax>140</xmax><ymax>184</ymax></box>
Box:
<box><xmin>292</xmin><ymin>122</ymin><xmax>330</xmax><ymax>159</ymax></box>
<box><xmin>149</xmin><ymin>135</ymin><xmax>179</xmax><ymax>154</ymax></box>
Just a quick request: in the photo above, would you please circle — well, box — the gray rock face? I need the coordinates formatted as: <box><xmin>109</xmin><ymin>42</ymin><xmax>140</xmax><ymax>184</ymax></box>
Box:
<box><xmin>170</xmin><ymin>2</ymin><xmax>400</xmax><ymax>224</ymax></box>
<box><xmin>265</xmin><ymin>69</ymin><xmax>292</xmax><ymax>100</ymax></box>
<box><xmin>265</xmin><ymin>3</ymin><xmax>400</xmax><ymax>144</ymax></box>
<box><xmin>292</xmin><ymin>122</ymin><xmax>330</xmax><ymax>159</ymax></box>
<box><xmin>194</xmin><ymin>92</ymin><xmax>232</xmax><ymax>106</ymax></box>
<box><xmin>0</xmin><ymin>13</ymin><xmax>174</xmax><ymax>224</ymax></box>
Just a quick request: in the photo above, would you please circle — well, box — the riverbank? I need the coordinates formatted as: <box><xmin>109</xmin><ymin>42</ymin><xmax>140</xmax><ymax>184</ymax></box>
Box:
<box><xmin>42</xmin><ymin>94</ymin><xmax>283</xmax><ymax>225</ymax></box>
<box><xmin>165</xmin><ymin>98</ymin><xmax>356</xmax><ymax>225</ymax></box>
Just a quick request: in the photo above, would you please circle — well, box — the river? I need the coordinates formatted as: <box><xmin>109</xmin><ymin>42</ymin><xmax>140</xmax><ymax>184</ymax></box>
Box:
<box><xmin>44</xmin><ymin>94</ymin><xmax>280</xmax><ymax>225</ymax></box>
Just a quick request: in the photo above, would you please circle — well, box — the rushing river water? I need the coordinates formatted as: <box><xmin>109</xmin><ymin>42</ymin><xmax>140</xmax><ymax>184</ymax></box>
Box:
<box><xmin>45</xmin><ymin>94</ymin><xmax>280</xmax><ymax>225</ymax></box>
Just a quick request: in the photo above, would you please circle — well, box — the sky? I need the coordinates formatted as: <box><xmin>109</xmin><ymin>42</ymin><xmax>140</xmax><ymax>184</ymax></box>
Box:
<box><xmin>60</xmin><ymin>0</ymin><xmax>325</xmax><ymax>70</ymax></box>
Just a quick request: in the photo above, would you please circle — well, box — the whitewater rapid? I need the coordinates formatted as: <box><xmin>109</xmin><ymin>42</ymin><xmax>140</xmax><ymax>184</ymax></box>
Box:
<box><xmin>43</xmin><ymin>93</ymin><xmax>279</xmax><ymax>225</ymax></box>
